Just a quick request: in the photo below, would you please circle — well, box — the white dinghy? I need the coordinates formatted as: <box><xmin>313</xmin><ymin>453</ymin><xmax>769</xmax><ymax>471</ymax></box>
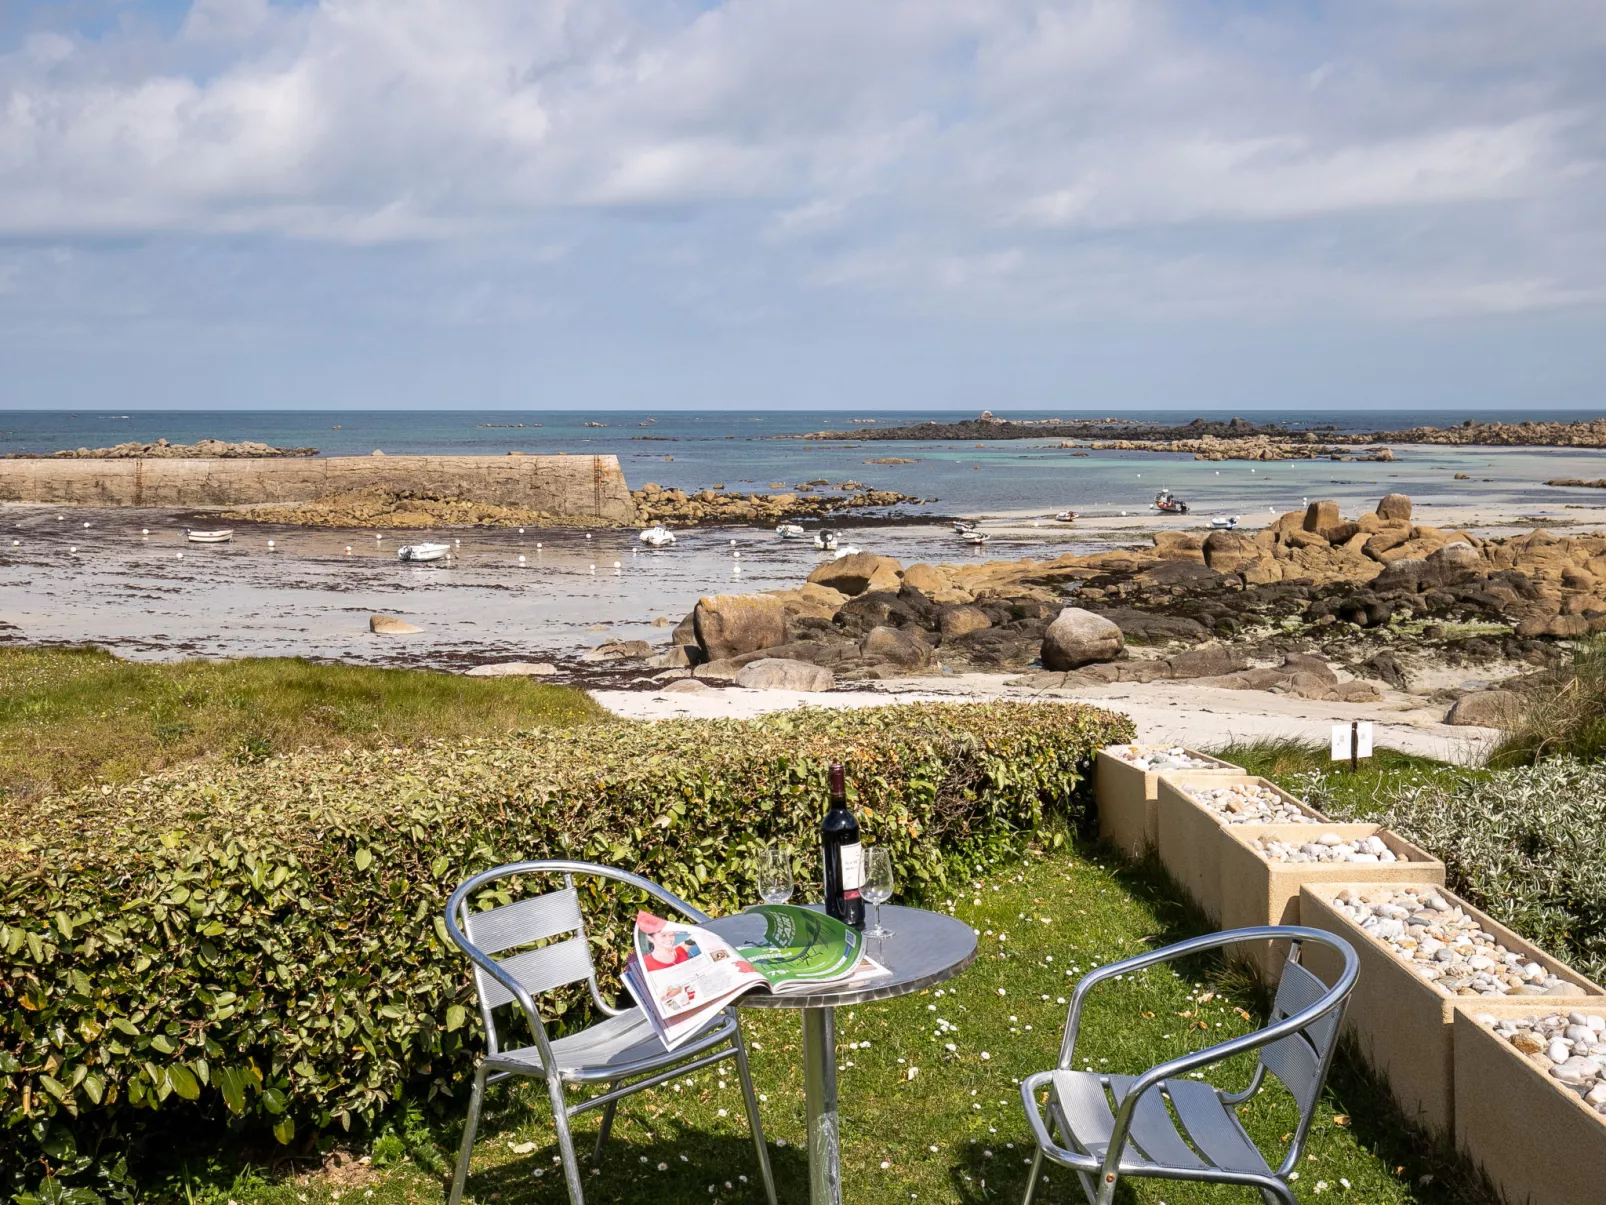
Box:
<box><xmin>775</xmin><ymin>523</ymin><xmax>807</xmax><ymax>540</ymax></box>
<box><xmin>813</xmin><ymin>529</ymin><xmax>839</xmax><ymax>551</ymax></box>
<box><xmin>638</xmin><ymin>525</ymin><xmax>677</xmax><ymax>548</ymax></box>
<box><xmin>397</xmin><ymin>542</ymin><xmax>451</xmax><ymax>562</ymax></box>
<box><xmin>959</xmin><ymin>531</ymin><xmax>989</xmax><ymax>546</ymax></box>
<box><xmin>1209</xmin><ymin>516</ymin><xmax>1239</xmax><ymax>530</ymax></box>
<box><xmin>184</xmin><ymin>528</ymin><xmax>233</xmax><ymax>543</ymax></box>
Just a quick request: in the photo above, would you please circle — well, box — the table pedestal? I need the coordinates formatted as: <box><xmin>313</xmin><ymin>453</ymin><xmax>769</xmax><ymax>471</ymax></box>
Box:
<box><xmin>801</xmin><ymin>1006</ymin><xmax>841</xmax><ymax>1205</ymax></box>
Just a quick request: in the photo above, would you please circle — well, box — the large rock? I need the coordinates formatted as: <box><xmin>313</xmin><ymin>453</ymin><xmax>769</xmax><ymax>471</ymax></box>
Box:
<box><xmin>692</xmin><ymin>594</ymin><xmax>786</xmax><ymax>661</ymax></box>
<box><xmin>1303</xmin><ymin>500</ymin><xmax>1342</xmax><ymax>534</ymax></box>
<box><xmin>464</xmin><ymin>661</ymin><xmax>557</xmax><ymax>677</ymax></box>
<box><xmin>938</xmin><ymin>605</ymin><xmax>992</xmax><ymax>639</ymax></box>
<box><xmin>1040</xmin><ymin>607</ymin><xmax>1124</xmax><ymax>671</ymax></box>
<box><xmin>1445</xmin><ymin>690</ymin><xmax>1519</xmax><ymax>727</ymax></box>
<box><xmin>807</xmin><ymin>552</ymin><xmax>903</xmax><ymax>596</ymax></box>
<box><xmin>370</xmin><ymin>614</ymin><xmax>422</xmax><ymax>635</ymax></box>
<box><xmin>735</xmin><ymin>658</ymin><xmax>836</xmax><ymax>692</ymax></box>
<box><xmin>1152</xmin><ymin>531</ymin><xmax>1207</xmax><ymax>562</ymax></box>
<box><xmin>1377</xmin><ymin>493</ymin><xmax>1413</xmax><ymax>522</ymax></box>
<box><xmin>1425</xmin><ymin>541</ymin><xmax>1484</xmax><ymax>584</ymax></box>
<box><xmin>1202</xmin><ymin>530</ymin><xmax>1260</xmax><ymax>574</ymax></box>
<box><xmin>860</xmin><ymin>625</ymin><xmax>934</xmax><ymax>669</ymax></box>
<box><xmin>1165</xmin><ymin>645</ymin><xmax>1247</xmax><ymax>679</ymax></box>
<box><xmin>901</xmin><ymin>563</ymin><xmax>952</xmax><ymax>593</ymax></box>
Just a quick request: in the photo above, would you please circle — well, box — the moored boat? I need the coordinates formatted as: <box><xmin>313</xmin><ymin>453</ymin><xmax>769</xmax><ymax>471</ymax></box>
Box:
<box><xmin>1154</xmin><ymin>489</ymin><xmax>1190</xmax><ymax>515</ymax></box>
<box><xmin>959</xmin><ymin>531</ymin><xmax>989</xmax><ymax>546</ymax></box>
<box><xmin>775</xmin><ymin>523</ymin><xmax>807</xmax><ymax>539</ymax></box>
<box><xmin>813</xmin><ymin>529</ymin><xmax>839</xmax><ymax>551</ymax></box>
<box><xmin>397</xmin><ymin>542</ymin><xmax>450</xmax><ymax>562</ymax></box>
<box><xmin>184</xmin><ymin>528</ymin><xmax>233</xmax><ymax>543</ymax></box>
<box><xmin>1054</xmin><ymin>510</ymin><xmax>1078</xmax><ymax>523</ymax></box>
<box><xmin>1209</xmin><ymin>515</ymin><xmax>1239</xmax><ymax>530</ymax></box>
<box><xmin>638</xmin><ymin>525</ymin><xmax>677</xmax><ymax>547</ymax></box>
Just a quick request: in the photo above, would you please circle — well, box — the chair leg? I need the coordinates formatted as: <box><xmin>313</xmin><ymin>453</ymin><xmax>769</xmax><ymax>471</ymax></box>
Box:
<box><xmin>590</xmin><ymin>1098</ymin><xmax>617</xmax><ymax>1169</ymax></box>
<box><xmin>1020</xmin><ymin>1147</ymin><xmax>1045</xmax><ymax>1205</ymax></box>
<box><xmin>733</xmin><ymin>1036</ymin><xmax>778</xmax><ymax>1205</ymax></box>
<box><xmin>448</xmin><ymin>1066</ymin><xmax>489</xmax><ymax>1205</ymax></box>
<box><xmin>548</xmin><ymin>1078</ymin><xmax>587</xmax><ymax>1205</ymax></box>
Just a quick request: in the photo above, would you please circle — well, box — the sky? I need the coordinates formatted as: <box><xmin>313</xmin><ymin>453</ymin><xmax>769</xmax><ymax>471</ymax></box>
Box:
<box><xmin>0</xmin><ymin>0</ymin><xmax>1603</xmax><ymax>411</ymax></box>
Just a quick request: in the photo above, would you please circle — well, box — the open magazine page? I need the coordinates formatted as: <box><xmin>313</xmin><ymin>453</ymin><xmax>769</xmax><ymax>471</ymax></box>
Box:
<box><xmin>623</xmin><ymin>906</ymin><xmax>892</xmax><ymax>1051</ymax></box>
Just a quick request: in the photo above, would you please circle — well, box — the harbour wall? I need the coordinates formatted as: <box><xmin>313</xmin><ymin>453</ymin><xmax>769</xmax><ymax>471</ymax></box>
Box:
<box><xmin>0</xmin><ymin>455</ymin><xmax>639</xmax><ymax>524</ymax></box>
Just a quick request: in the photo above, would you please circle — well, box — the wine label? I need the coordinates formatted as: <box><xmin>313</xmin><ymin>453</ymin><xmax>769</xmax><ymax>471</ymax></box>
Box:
<box><xmin>839</xmin><ymin>842</ymin><xmax>864</xmax><ymax>895</ymax></box>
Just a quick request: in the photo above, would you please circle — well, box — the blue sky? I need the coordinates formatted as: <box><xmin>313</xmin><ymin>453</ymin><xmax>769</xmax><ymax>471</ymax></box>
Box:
<box><xmin>1</xmin><ymin>0</ymin><xmax>1602</xmax><ymax>411</ymax></box>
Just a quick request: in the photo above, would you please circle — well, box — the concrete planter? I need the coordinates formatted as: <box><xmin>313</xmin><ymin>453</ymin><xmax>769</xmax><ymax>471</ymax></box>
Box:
<box><xmin>1452</xmin><ymin>1001</ymin><xmax>1606</xmax><ymax>1205</ymax></box>
<box><xmin>1299</xmin><ymin>882</ymin><xmax>1605</xmax><ymax>1136</ymax></box>
<box><xmin>1093</xmin><ymin>747</ymin><xmax>1243</xmax><ymax>860</ymax></box>
<box><xmin>1155</xmin><ymin>777</ymin><xmax>1329</xmax><ymax>923</ymax></box>
<box><xmin>1217</xmin><ymin>825</ymin><xmax>1443</xmax><ymax>984</ymax></box>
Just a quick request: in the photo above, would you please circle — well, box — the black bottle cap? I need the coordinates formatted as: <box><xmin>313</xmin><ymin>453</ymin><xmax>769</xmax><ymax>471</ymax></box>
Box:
<box><xmin>828</xmin><ymin>763</ymin><xmax>845</xmax><ymax>796</ymax></box>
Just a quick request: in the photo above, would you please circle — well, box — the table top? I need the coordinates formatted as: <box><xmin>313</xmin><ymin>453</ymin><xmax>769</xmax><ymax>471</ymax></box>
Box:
<box><xmin>702</xmin><ymin>904</ymin><xmax>978</xmax><ymax>1009</ymax></box>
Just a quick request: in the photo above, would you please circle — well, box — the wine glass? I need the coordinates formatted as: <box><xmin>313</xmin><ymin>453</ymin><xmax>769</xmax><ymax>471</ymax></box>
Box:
<box><xmin>862</xmin><ymin>847</ymin><xmax>895</xmax><ymax>938</ymax></box>
<box><xmin>756</xmin><ymin>847</ymin><xmax>794</xmax><ymax>906</ymax></box>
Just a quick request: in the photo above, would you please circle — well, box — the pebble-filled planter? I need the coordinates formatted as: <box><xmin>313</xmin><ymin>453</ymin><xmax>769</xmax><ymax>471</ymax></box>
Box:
<box><xmin>1091</xmin><ymin>744</ymin><xmax>1243</xmax><ymax>859</ymax></box>
<box><xmin>1453</xmin><ymin>1001</ymin><xmax>1606</xmax><ymax>1205</ymax></box>
<box><xmin>1300</xmin><ymin>882</ymin><xmax>1606</xmax><ymax>1136</ymax></box>
<box><xmin>1216</xmin><ymin>826</ymin><xmax>1442</xmax><ymax>984</ymax></box>
<box><xmin>1155</xmin><ymin>776</ymin><xmax>1329</xmax><ymax>923</ymax></box>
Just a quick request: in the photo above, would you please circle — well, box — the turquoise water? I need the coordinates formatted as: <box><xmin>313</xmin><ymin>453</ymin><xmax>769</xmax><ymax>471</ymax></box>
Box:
<box><xmin>3</xmin><ymin>408</ymin><xmax>1604</xmax><ymax>518</ymax></box>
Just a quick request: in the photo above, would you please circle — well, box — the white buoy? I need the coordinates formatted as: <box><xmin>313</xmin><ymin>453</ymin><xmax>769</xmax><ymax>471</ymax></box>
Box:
<box><xmin>142</xmin><ymin>528</ymin><xmax>149</xmax><ymax>535</ymax></box>
<box><xmin>733</xmin><ymin>564</ymin><xmax>742</xmax><ymax>574</ymax></box>
<box><xmin>585</xmin><ymin>533</ymin><xmax>592</xmax><ymax>539</ymax></box>
<box><xmin>518</xmin><ymin>554</ymin><xmax>526</xmax><ymax>564</ymax></box>
<box><xmin>519</xmin><ymin>527</ymin><xmax>525</xmax><ymax>535</ymax></box>
<box><xmin>589</xmin><ymin>564</ymin><xmax>596</xmax><ymax>574</ymax></box>
<box><xmin>613</xmin><ymin>561</ymin><xmax>621</xmax><ymax>569</ymax></box>
<box><xmin>69</xmin><ymin>546</ymin><xmax>77</xmax><ymax>553</ymax></box>
<box><xmin>176</xmin><ymin>552</ymin><xmax>184</xmax><ymax>560</ymax></box>
<box><xmin>83</xmin><ymin>522</ymin><xmax>90</xmax><ymax>529</ymax></box>
<box><xmin>56</xmin><ymin>515</ymin><xmax>64</xmax><ymax>520</ymax></box>
<box><xmin>268</xmin><ymin>539</ymin><xmax>275</xmax><ymax>549</ymax></box>
<box><xmin>375</xmin><ymin>533</ymin><xmax>382</xmax><ymax>540</ymax></box>
<box><xmin>730</xmin><ymin>539</ymin><xmax>737</xmax><ymax>546</ymax></box>
<box><xmin>536</xmin><ymin>542</ymin><xmax>542</xmax><ymax>550</ymax></box>
<box><xmin>454</xmin><ymin>539</ymin><xmax>461</xmax><ymax>546</ymax></box>
<box><xmin>733</xmin><ymin>550</ymin><xmax>741</xmax><ymax>559</ymax></box>
<box><xmin>345</xmin><ymin>545</ymin><xmax>352</xmax><ymax>554</ymax></box>
<box><xmin>10</xmin><ymin>540</ymin><xmax>17</xmax><ymax>547</ymax></box>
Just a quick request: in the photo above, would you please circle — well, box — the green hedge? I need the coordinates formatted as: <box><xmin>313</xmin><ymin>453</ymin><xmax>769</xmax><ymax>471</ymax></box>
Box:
<box><xmin>0</xmin><ymin>702</ymin><xmax>1131</xmax><ymax>1195</ymax></box>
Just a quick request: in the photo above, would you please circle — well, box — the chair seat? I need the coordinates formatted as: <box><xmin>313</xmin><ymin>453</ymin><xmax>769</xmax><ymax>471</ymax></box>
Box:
<box><xmin>488</xmin><ymin>1007</ymin><xmax>739</xmax><ymax>1083</ymax></box>
<box><xmin>1051</xmin><ymin>1070</ymin><xmax>1273</xmax><ymax>1178</ymax></box>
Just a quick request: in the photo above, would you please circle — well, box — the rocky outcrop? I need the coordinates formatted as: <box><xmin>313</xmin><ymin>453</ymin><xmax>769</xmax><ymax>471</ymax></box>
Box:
<box><xmin>369</xmin><ymin>615</ymin><xmax>422</xmax><ymax>635</ymax></box>
<box><xmin>1445</xmin><ymin>690</ymin><xmax>1519</xmax><ymax>727</ymax></box>
<box><xmin>633</xmin><ymin>483</ymin><xmax>917</xmax><ymax>526</ymax></box>
<box><xmin>807</xmin><ymin>552</ymin><xmax>903</xmax><ymax>596</ymax></box>
<box><xmin>5</xmin><ymin>438</ymin><xmax>318</xmax><ymax>459</ymax></box>
<box><xmin>692</xmin><ymin>594</ymin><xmax>786</xmax><ymax>662</ymax></box>
<box><xmin>735</xmin><ymin>658</ymin><xmax>836</xmax><ymax>691</ymax></box>
<box><xmin>1041</xmin><ymin>608</ymin><xmax>1124</xmax><ymax>670</ymax></box>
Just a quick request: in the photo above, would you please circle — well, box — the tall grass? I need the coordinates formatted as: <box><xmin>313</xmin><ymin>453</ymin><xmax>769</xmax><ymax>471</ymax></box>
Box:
<box><xmin>1208</xmin><ymin>737</ymin><xmax>1470</xmax><ymax>821</ymax></box>
<box><xmin>1490</xmin><ymin>633</ymin><xmax>1606</xmax><ymax>767</ymax></box>
<box><xmin>0</xmin><ymin>646</ymin><xmax>606</xmax><ymax>801</ymax></box>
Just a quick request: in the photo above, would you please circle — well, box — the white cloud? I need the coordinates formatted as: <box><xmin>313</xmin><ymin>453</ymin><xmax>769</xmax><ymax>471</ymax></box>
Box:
<box><xmin>0</xmin><ymin>0</ymin><xmax>1601</xmax><ymax>334</ymax></box>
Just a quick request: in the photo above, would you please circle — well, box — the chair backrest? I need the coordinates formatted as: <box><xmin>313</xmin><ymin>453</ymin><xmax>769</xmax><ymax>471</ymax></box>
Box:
<box><xmin>1258</xmin><ymin>950</ymin><xmax>1344</xmax><ymax>1116</ymax></box>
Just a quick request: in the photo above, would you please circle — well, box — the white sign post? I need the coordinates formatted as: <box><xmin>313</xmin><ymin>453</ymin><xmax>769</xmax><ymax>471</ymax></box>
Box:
<box><xmin>1331</xmin><ymin>721</ymin><xmax>1374</xmax><ymax>770</ymax></box>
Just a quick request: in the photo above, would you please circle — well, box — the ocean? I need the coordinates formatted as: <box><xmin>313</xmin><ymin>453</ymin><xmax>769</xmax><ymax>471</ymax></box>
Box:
<box><xmin>3</xmin><ymin>408</ymin><xmax>1604</xmax><ymax>520</ymax></box>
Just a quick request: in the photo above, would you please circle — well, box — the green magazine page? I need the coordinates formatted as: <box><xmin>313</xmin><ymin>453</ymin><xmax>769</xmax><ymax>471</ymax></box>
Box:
<box><xmin>735</xmin><ymin>905</ymin><xmax>864</xmax><ymax>986</ymax></box>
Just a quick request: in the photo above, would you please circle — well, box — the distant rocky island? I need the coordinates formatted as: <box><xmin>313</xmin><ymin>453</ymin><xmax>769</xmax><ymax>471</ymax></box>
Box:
<box><xmin>801</xmin><ymin>413</ymin><xmax>1606</xmax><ymax>450</ymax></box>
<box><xmin>4</xmin><ymin>438</ymin><xmax>318</xmax><ymax>459</ymax></box>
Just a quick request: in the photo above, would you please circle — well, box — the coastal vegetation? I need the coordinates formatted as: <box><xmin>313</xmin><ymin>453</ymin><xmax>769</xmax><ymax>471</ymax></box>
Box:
<box><xmin>0</xmin><ymin>648</ymin><xmax>605</xmax><ymax>802</ymax></box>
<box><xmin>0</xmin><ymin>701</ymin><xmax>1132</xmax><ymax>1200</ymax></box>
<box><xmin>1488</xmin><ymin>633</ymin><xmax>1606</xmax><ymax>766</ymax></box>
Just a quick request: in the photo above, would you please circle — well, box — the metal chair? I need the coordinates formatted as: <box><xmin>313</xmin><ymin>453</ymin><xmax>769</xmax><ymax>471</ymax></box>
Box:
<box><xmin>443</xmin><ymin>860</ymin><xmax>778</xmax><ymax>1205</ymax></box>
<box><xmin>1019</xmin><ymin>925</ymin><xmax>1359</xmax><ymax>1205</ymax></box>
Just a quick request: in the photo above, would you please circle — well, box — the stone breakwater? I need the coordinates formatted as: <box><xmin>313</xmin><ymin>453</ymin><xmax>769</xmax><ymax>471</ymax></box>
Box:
<box><xmin>0</xmin><ymin>454</ymin><xmax>638</xmax><ymax>524</ymax></box>
<box><xmin>4</xmin><ymin>438</ymin><xmax>316</xmax><ymax>459</ymax></box>
<box><xmin>1478</xmin><ymin>1011</ymin><xmax>1606</xmax><ymax>1113</ymax></box>
<box><xmin>1181</xmin><ymin>782</ymin><xmax>1314</xmax><ymax>824</ymax></box>
<box><xmin>1330</xmin><ymin>887</ymin><xmax>1574</xmax><ymax>996</ymax></box>
<box><xmin>632</xmin><ymin>482</ymin><xmax>918</xmax><ymax>526</ymax></box>
<box><xmin>1250</xmin><ymin>833</ymin><xmax>1398</xmax><ymax>863</ymax></box>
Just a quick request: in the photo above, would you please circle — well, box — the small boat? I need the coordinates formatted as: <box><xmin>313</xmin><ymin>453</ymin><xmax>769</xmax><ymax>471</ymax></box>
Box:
<box><xmin>959</xmin><ymin>531</ymin><xmax>989</xmax><ymax>546</ymax></box>
<box><xmin>832</xmin><ymin>544</ymin><xmax>861</xmax><ymax>559</ymax></box>
<box><xmin>813</xmin><ymin>530</ymin><xmax>839</xmax><ymax>551</ymax></box>
<box><xmin>775</xmin><ymin>523</ymin><xmax>807</xmax><ymax>540</ymax></box>
<box><xmin>184</xmin><ymin>528</ymin><xmax>233</xmax><ymax>543</ymax></box>
<box><xmin>397</xmin><ymin>542</ymin><xmax>450</xmax><ymax>562</ymax></box>
<box><xmin>1209</xmin><ymin>516</ymin><xmax>1239</xmax><ymax>530</ymax></box>
<box><xmin>638</xmin><ymin>525</ymin><xmax>677</xmax><ymax>548</ymax></box>
<box><xmin>952</xmin><ymin>520</ymin><xmax>977</xmax><ymax>533</ymax></box>
<box><xmin>1054</xmin><ymin>510</ymin><xmax>1078</xmax><ymax>523</ymax></box>
<box><xmin>1154</xmin><ymin>489</ymin><xmax>1190</xmax><ymax>515</ymax></box>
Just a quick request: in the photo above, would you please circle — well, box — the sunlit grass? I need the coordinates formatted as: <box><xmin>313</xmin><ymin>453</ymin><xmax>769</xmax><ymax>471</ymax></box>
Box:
<box><xmin>0</xmin><ymin>646</ymin><xmax>607</xmax><ymax>800</ymax></box>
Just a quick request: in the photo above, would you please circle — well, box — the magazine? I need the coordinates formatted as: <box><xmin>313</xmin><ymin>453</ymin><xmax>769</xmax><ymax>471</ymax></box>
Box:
<box><xmin>621</xmin><ymin>905</ymin><xmax>890</xmax><ymax>1050</ymax></box>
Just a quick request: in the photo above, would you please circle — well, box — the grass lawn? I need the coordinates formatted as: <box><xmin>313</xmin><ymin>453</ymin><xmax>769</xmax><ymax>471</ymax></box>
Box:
<box><xmin>0</xmin><ymin>646</ymin><xmax>607</xmax><ymax>801</ymax></box>
<box><xmin>166</xmin><ymin>841</ymin><xmax>1494</xmax><ymax>1205</ymax></box>
<box><xmin>1206</xmin><ymin>738</ymin><xmax>1483</xmax><ymax>824</ymax></box>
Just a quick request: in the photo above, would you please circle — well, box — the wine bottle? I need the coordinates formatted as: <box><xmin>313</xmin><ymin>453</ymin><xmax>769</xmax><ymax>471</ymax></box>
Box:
<box><xmin>821</xmin><ymin>762</ymin><xmax>865</xmax><ymax>929</ymax></box>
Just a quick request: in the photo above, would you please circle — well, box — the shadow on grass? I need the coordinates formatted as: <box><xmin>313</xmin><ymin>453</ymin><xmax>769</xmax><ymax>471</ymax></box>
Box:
<box><xmin>939</xmin><ymin>840</ymin><xmax>1499</xmax><ymax>1205</ymax></box>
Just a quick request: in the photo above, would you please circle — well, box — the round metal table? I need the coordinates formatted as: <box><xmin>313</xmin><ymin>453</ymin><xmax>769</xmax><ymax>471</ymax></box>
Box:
<box><xmin>703</xmin><ymin>905</ymin><xmax>978</xmax><ymax>1205</ymax></box>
